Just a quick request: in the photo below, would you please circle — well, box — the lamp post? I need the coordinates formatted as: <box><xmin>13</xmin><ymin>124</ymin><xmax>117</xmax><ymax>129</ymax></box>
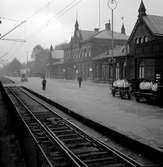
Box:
<box><xmin>107</xmin><ymin>0</ymin><xmax>117</xmax><ymax>83</ymax></box>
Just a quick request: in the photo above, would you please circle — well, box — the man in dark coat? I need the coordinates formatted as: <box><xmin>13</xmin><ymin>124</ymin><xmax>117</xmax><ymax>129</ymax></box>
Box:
<box><xmin>42</xmin><ymin>77</ymin><xmax>47</xmax><ymax>90</ymax></box>
<box><xmin>77</xmin><ymin>75</ymin><xmax>82</xmax><ymax>88</ymax></box>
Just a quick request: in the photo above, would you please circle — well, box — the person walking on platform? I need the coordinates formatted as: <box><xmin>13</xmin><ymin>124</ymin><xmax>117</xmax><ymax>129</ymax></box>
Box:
<box><xmin>42</xmin><ymin>77</ymin><xmax>47</xmax><ymax>90</ymax></box>
<box><xmin>77</xmin><ymin>75</ymin><xmax>82</xmax><ymax>88</ymax></box>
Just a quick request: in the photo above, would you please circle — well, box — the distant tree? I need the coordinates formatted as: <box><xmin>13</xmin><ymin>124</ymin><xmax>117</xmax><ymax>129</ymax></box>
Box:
<box><xmin>30</xmin><ymin>45</ymin><xmax>49</xmax><ymax>76</ymax></box>
<box><xmin>5</xmin><ymin>58</ymin><xmax>22</xmax><ymax>76</ymax></box>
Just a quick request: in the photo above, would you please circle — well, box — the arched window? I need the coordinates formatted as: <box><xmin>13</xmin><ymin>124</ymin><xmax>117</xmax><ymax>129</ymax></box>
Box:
<box><xmin>135</xmin><ymin>38</ymin><xmax>137</xmax><ymax>44</ymax></box>
<box><xmin>116</xmin><ymin>63</ymin><xmax>120</xmax><ymax>80</ymax></box>
<box><xmin>144</xmin><ymin>36</ymin><xmax>148</xmax><ymax>42</ymax></box>
<box><xmin>85</xmin><ymin>48</ymin><xmax>87</xmax><ymax>57</ymax></box>
<box><xmin>79</xmin><ymin>49</ymin><xmax>82</xmax><ymax>58</ymax></box>
<box><xmin>135</xmin><ymin>38</ymin><xmax>139</xmax><ymax>44</ymax></box>
<box><xmin>89</xmin><ymin>48</ymin><xmax>91</xmax><ymax>57</ymax></box>
<box><xmin>123</xmin><ymin>62</ymin><xmax>126</xmax><ymax>78</ymax></box>
<box><xmin>82</xmin><ymin>49</ymin><xmax>85</xmax><ymax>57</ymax></box>
<box><xmin>139</xmin><ymin>61</ymin><xmax>144</xmax><ymax>79</ymax></box>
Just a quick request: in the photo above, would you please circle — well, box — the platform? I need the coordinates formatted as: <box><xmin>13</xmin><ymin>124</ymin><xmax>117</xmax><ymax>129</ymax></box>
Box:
<box><xmin>8</xmin><ymin>77</ymin><xmax>163</xmax><ymax>151</ymax></box>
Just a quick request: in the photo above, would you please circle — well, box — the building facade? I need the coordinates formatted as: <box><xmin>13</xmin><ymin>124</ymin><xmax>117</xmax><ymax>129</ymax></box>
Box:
<box><xmin>50</xmin><ymin>1</ymin><xmax>163</xmax><ymax>84</ymax></box>
<box><xmin>127</xmin><ymin>0</ymin><xmax>163</xmax><ymax>83</ymax></box>
<box><xmin>63</xmin><ymin>20</ymin><xmax>128</xmax><ymax>82</ymax></box>
<box><xmin>47</xmin><ymin>45</ymin><xmax>65</xmax><ymax>78</ymax></box>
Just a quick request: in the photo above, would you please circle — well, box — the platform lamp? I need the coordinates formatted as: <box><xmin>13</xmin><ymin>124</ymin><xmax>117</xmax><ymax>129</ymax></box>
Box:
<box><xmin>107</xmin><ymin>0</ymin><xmax>118</xmax><ymax>83</ymax></box>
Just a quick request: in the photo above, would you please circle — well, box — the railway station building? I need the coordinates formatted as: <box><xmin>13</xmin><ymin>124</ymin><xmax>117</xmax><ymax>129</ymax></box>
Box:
<box><xmin>46</xmin><ymin>45</ymin><xmax>65</xmax><ymax>78</ymax></box>
<box><xmin>64</xmin><ymin>20</ymin><xmax>128</xmax><ymax>81</ymax></box>
<box><xmin>50</xmin><ymin>19</ymin><xmax>129</xmax><ymax>82</ymax></box>
<box><xmin>48</xmin><ymin>1</ymin><xmax>163</xmax><ymax>84</ymax></box>
<box><xmin>127</xmin><ymin>1</ymin><xmax>163</xmax><ymax>83</ymax></box>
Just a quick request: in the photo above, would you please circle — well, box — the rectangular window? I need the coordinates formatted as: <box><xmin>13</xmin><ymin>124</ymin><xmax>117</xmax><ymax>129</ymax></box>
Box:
<box><xmin>139</xmin><ymin>66</ymin><xmax>144</xmax><ymax>79</ymax></box>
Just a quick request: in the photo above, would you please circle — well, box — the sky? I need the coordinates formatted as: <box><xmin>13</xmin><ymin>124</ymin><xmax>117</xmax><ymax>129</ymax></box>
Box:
<box><xmin>0</xmin><ymin>0</ymin><xmax>163</xmax><ymax>65</ymax></box>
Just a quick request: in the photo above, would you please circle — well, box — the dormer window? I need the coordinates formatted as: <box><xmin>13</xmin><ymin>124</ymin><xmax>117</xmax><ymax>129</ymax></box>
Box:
<box><xmin>144</xmin><ymin>36</ymin><xmax>148</xmax><ymax>42</ymax></box>
<box><xmin>135</xmin><ymin>38</ymin><xmax>137</xmax><ymax>44</ymax></box>
<box><xmin>136</xmin><ymin>38</ymin><xmax>139</xmax><ymax>44</ymax></box>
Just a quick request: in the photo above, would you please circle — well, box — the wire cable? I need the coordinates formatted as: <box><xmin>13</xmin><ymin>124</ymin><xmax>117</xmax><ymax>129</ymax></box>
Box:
<box><xmin>0</xmin><ymin>0</ymin><xmax>55</xmax><ymax>40</ymax></box>
<box><xmin>26</xmin><ymin>0</ymin><xmax>55</xmax><ymax>21</ymax></box>
<box><xmin>26</xmin><ymin>0</ymin><xmax>82</xmax><ymax>40</ymax></box>
<box><xmin>0</xmin><ymin>20</ymin><xmax>27</xmax><ymax>39</ymax></box>
<box><xmin>3</xmin><ymin>0</ymin><xmax>83</xmax><ymax>61</ymax></box>
<box><xmin>0</xmin><ymin>17</ymin><xmax>22</xmax><ymax>22</ymax></box>
<box><xmin>1</xmin><ymin>38</ymin><xmax>26</xmax><ymax>42</ymax></box>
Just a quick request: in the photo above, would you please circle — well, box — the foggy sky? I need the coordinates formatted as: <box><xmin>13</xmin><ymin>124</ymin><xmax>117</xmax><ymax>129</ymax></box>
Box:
<box><xmin>0</xmin><ymin>0</ymin><xmax>163</xmax><ymax>64</ymax></box>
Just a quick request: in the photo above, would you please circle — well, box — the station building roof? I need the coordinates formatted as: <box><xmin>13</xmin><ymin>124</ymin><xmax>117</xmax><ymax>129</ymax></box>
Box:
<box><xmin>93</xmin><ymin>30</ymin><xmax>128</xmax><ymax>40</ymax></box>
<box><xmin>128</xmin><ymin>0</ymin><xmax>163</xmax><ymax>42</ymax></box>
<box><xmin>93</xmin><ymin>45</ymin><xmax>128</xmax><ymax>61</ymax></box>
<box><xmin>78</xmin><ymin>29</ymin><xmax>129</xmax><ymax>42</ymax></box>
<box><xmin>143</xmin><ymin>15</ymin><xmax>163</xmax><ymax>36</ymax></box>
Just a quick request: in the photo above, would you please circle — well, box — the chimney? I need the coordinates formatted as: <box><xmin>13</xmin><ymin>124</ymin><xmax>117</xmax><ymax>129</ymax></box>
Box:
<box><xmin>105</xmin><ymin>20</ymin><xmax>111</xmax><ymax>31</ymax></box>
<box><xmin>94</xmin><ymin>28</ymin><xmax>99</xmax><ymax>32</ymax></box>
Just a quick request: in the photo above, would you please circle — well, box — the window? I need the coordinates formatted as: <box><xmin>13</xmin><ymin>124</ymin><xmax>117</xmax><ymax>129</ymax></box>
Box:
<box><xmin>136</xmin><ymin>38</ymin><xmax>139</xmax><ymax>44</ymax></box>
<box><xmin>123</xmin><ymin>62</ymin><xmax>126</xmax><ymax>78</ymax></box>
<box><xmin>89</xmin><ymin>48</ymin><xmax>91</xmax><ymax>57</ymax></box>
<box><xmin>135</xmin><ymin>38</ymin><xmax>137</xmax><ymax>44</ymax></box>
<box><xmin>144</xmin><ymin>36</ymin><xmax>148</xmax><ymax>42</ymax></box>
<box><xmin>116</xmin><ymin>63</ymin><xmax>120</xmax><ymax>80</ymax></box>
<box><xmin>139</xmin><ymin>61</ymin><xmax>144</xmax><ymax>79</ymax></box>
<box><xmin>85</xmin><ymin>49</ymin><xmax>87</xmax><ymax>57</ymax></box>
<box><xmin>82</xmin><ymin>49</ymin><xmax>85</xmax><ymax>57</ymax></box>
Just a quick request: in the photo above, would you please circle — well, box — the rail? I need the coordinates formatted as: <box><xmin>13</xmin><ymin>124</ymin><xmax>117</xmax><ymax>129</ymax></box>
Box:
<box><xmin>5</xmin><ymin>86</ymin><xmax>140</xmax><ymax>167</ymax></box>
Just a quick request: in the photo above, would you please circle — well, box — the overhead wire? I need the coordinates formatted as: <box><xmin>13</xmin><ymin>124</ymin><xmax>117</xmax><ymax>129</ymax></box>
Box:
<box><xmin>5</xmin><ymin>0</ymin><xmax>83</xmax><ymax>62</ymax></box>
<box><xmin>0</xmin><ymin>20</ymin><xmax>27</xmax><ymax>39</ymax></box>
<box><xmin>0</xmin><ymin>0</ymin><xmax>55</xmax><ymax>40</ymax></box>
<box><xmin>47</xmin><ymin>0</ymin><xmax>80</xmax><ymax>24</ymax></box>
<box><xmin>0</xmin><ymin>17</ymin><xmax>22</xmax><ymax>22</ymax></box>
<box><xmin>25</xmin><ymin>0</ymin><xmax>55</xmax><ymax>21</ymax></box>
<box><xmin>0</xmin><ymin>0</ymin><xmax>55</xmax><ymax>61</ymax></box>
<box><xmin>26</xmin><ymin>0</ymin><xmax>82</xmax><ymax>40</ymax></box>
<box><xmin>13</xmin><ymin>0</ymin><xmax>82</xmax><ymax>50</ymax></box>
<box><xmin>1</xmin><ymin>38</ymin><xmax>26</xmax><ymax>42</ymax></box>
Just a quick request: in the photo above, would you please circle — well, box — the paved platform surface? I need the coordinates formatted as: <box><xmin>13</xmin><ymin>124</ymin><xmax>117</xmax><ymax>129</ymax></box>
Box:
<box><xmin>9</xmin><ymin>77</ymin><xmax>163</xmax><ymax>151</ymax></box>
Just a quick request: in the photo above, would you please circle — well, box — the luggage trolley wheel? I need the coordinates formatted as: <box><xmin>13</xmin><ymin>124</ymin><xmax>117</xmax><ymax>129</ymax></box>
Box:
<box><xmin>120</xmin><ymin>91</ymin><xmax>124</xmax><ymax>99</ymax></box>
<box><xmin>112</xmin><ymin>89</ymin><xmax>115</xmax><ymax>96</ymax></box>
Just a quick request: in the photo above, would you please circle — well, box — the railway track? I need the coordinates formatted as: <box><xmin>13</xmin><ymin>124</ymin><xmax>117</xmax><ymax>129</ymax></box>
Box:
<box><xmin>0</xmin><ymin>76</ymin><xmax>15</xmax><ymax>84</ymax></box>
<box><xmin>4</xmin><ymin>86</ymin><xmax>158</xmax><ymax>167</ymax></box>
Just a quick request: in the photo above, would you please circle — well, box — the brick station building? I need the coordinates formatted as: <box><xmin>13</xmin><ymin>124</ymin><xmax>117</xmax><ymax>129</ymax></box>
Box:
<box><xmin>50</xmin><ymin>1</ymin><xmax>163</xmax><ymax>84</ymax></box>
<box><xmin>63</xmin><ymin>20</ymin><xmax>128</xmax><ymax>81</ymax></box>
<box><xmin>127</xmin><ymin>0</ymin><xmax>163</xmax><ymax>83</ymax></box>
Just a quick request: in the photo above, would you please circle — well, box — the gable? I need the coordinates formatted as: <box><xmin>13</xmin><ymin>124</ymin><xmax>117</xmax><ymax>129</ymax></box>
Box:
<box><xmin>128</xmin><ymin>20</ymin><xmax>153</xmax><ymax>45</ymax></box>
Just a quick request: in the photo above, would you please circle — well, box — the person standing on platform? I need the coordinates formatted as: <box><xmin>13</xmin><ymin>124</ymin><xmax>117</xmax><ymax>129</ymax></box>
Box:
<box><xmin>77</xmin><ymin>75</ymin><xmax>83</xmax><ymax>88</ymax></box>
<box><xmin>42</xmin><ymin>77</ymin><xmax>47</xmax><ymax>90</ymax></box>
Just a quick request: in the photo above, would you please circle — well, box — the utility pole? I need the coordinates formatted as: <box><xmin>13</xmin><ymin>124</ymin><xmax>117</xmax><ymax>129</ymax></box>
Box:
<box><xmin>107</xmin><ymin>0</ymin><xmax>117</xmax><ymax>83</ymax></box>
<box><xmin>98</xmin><ymin>0</ymin><xmax>101</xmax><ymax>29</ymax></box>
